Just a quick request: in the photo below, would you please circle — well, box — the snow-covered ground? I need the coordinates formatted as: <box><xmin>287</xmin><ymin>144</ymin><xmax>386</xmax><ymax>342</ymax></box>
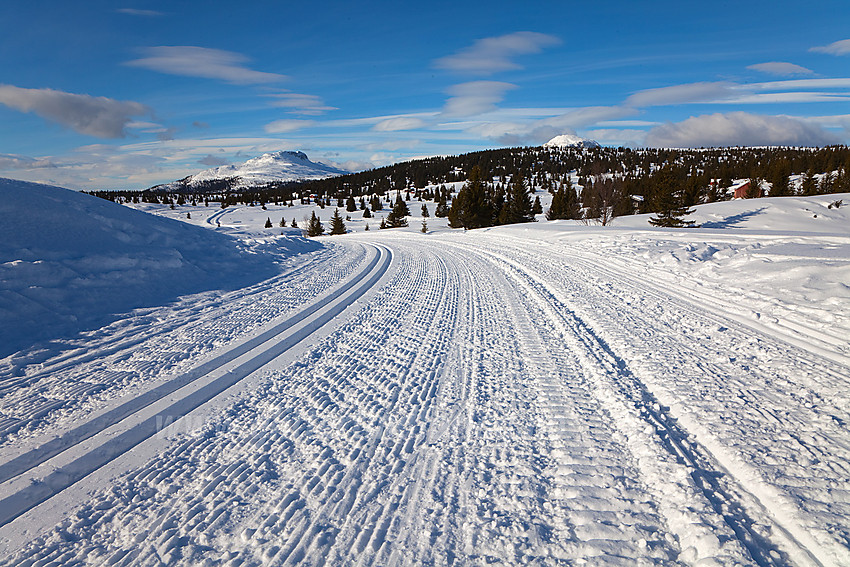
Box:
<box><xmin>0</xmin><ymin>179</ymin><xmax>848</xmax><ymax>565</ymax></box>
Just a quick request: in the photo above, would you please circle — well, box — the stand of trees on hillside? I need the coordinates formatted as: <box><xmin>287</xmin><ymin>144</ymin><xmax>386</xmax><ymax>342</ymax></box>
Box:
<box><xmin>89</xmin><ymin>145</ymin><xmax>850</xmax><ymax>229</ymax></box>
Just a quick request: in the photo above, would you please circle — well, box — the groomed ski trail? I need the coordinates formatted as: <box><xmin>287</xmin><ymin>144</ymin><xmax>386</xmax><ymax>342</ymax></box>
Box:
<box><xmin>0</xmin><ymin>230</ymin><xmax>847</xmax><ymax>566</ymax></box>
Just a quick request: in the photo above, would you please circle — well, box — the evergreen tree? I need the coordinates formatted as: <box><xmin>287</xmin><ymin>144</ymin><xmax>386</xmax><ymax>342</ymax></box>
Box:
<box><xmin>306</xmin><ymin>211</ymin><xmax>325</xmax><ymax>236</ymax></box>
<box><xmin>363</xmin><ymin>207</ymin><xmax>372</xmax><ymax>218</ymax></box>
<box><xmin>329</xmin><ymin>208</ymin><xmax>346</xmax><ymax>235</ymax></box>
<box><xmin>532</xmin><ymin>195</ymin><xmax>543</xmax><ymax>215</ymax></box>
<box><xmin>499</xmin><ymin>174</ymin><xmax>535</xmax><ymax>225</ymax></box>
<box><xmin>648</xmin><ymin>166</ymin><xmax>696</xmax><ymax>228</ymax></box>
<box><xmin>264</xmin><ymin>217</ymin><xmax>273</xmax><ymax>228</ymax></box>
<box><xmin>448</xmin><ymin>165</ymin><xmax>491</xmax><ymax>229</ymax></box>
<box><xmin>434</xmin><ymin>193</ymin><xmax>449</xmax><ymax>217</ymax></box>
<box><xmin>291</xmin><ymin>218</ymin><xmax>298</xmax><ymax>228</ymax></box>
<box><xmin>801</xmin><ymin>170</ymin><xmax>817</xmax><ymax>195</ymax></box>
<box><xmin>421</xmin><ymin>203</ymin><xmax>430</xmax><ymax>217</ymax></box>
<box><xmin>386</xmin><ymin>197</ymin><xmax>409</xmax><ymax>228</ymax></box>
<box><xmin>346</xmin><ymin>196</ymin><xmax>357</xmax><ymax>212</ymax></box>
<box><xmin>421</xmin><ymin>219</ymin><xmax>428</xmax><ymax>233</ymax></box>
<box><xmin>279</xmin><ymin>217</ymin><xmax>286</xmax><ymax>227</ymax></box>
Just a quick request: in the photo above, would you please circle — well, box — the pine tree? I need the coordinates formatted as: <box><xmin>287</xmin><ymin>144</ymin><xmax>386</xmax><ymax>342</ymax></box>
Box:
<box><xmin>499</xmin><ymin>174</ymin><xmax>535</xmax><ymax>225</ymax></box>
<box><xmin>532</xmin><ymin>195</ymin><xmax>543</xmax><ymax>215</ymax></box>
<box><xmin>363</xmin><ymin>207</ymin><xmax>372</xmax><ymax>218</ymax></box>
<box><xmin>264</xmin><ymin>217</ymin><xmax>272</xmax><ymax>228</ymax></box>
<box><xmin>448</xmin><ymin>165</ymin><xmax>491</xmax><ymax>229</ymax></box>
<box><xmin>421</xmin><ymin>203</ymin><xmax>430</xmax><ymax>217</ymax></box>
<box><xmin>306</xmin><ymin>211</ymin><xmax>325</xmax><ymax>236</ymax></box>
<box><xmin>329</xmin><ymin>208</ymin><xmax>346</xmax><ymax>235</ymax></box>
<box><xmin>279</xmin><ymin>217</ymin><xmax>286</xmax><ymax>227</ymax></box>
<box><xmin>346</xmin><ymin>196</ymin><xmax>357</xmax><ymax>212</ymax></box>
<box><xmin>421</xmin><ymin>219</ymin><xmax>428</xmax><ymax>233</ymax></box>
<box><xmin>291</xmin><ymin>218</ymin><xmax>298</xmax><ymax>228</ymax></box>
<box><xmin>386</xmin><ymin>197</ymin><xmax>409</xmax><ymax>228</ymax></box>
<box><xmin>434</xmin><ymin>194</ymin><xmax>449</xmax><ymax>217</ymax></box>
<box><xmin>648</xmin><ymin>166</ymin><xmax>696</xmax><ymax>228</ymax></box>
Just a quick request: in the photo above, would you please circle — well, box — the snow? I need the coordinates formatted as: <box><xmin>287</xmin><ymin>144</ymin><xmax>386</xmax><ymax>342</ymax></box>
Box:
<box><xmin>544</xmin><ymin>134</ymin><xmax>601</xmax><ymax>149</ymax></box>
<box><xmin>166</xmin><ymin>150</ymin><xmax>348</xmax><ymax>190</ymax></box>
<box><xmin>0</xmin><ymin>178</ymin><xmax>849</xmax><ymax>566</ymax></box>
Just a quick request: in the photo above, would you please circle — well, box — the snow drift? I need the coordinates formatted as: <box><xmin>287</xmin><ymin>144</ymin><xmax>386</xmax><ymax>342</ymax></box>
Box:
<box><xmin>0</xmin><ymin>179</ymin><xmax>287</xmax><ymax>358</ymax></box>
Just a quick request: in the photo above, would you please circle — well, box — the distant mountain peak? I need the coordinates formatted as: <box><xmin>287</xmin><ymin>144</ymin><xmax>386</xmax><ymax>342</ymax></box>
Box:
<box><xmin>156</xmin><ymin>150</ymin><xmax>348</xmax><ymax>191</ymax></box>
<box><xmin>544</xmin><ymin>134</ymin><xmax>600</xmax><ymax>149</ymax></box>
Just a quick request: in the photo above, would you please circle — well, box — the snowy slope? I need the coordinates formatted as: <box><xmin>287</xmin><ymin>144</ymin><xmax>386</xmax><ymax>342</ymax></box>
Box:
<box><xmin>0</xmin><ymin>190</ymin><xmax>848</xmax><ymax>566</ymax></box>
<box><xmin>0</xmin><ymin>178</ymin><xmax>298</xmax><ymax>358</ymax></box>
<box><xmin>544</xmin><ymin>133</ymin><xmax>601</xmax><ymax>148</ymax></box>
<box><xmin>161</xmin><ymin>150</ymin><xmax>348</xmax><ymax>190</ymax></box>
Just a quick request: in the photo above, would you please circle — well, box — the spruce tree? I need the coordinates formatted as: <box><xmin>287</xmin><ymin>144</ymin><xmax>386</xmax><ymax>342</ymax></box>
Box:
<box><xmin>421</xmin><ymin>204</ymin><xmax>429</xmax><ymax>217</ymax></box>
<box><xmin>329</xmin><ymin>208</ymin><xmax>346</xmax><ymax>235</ymax></box>
<box><xmin>648</xmin><ymin>166</ymin><xmax>696</xmax><ymax>228</ymax></box>
<box><xmin>346</xmin><ymin>196</ymin><xmax>357</xmax><ymax>212</ymax></box>
<box><xmin>264</xmin><ymin>217</ymin><xmax>272</xmax><ymax>228</ymax></box>
<box><xmin>363</xmin><ymin>207</ymin><xmax>372</xmax><ymax>218</ymax></box>
<box><xmin>386</xmin><ymin>198</ymin><xmax>409</xmax><ymax>228</ymax></box>
<box><xmin>448</xmin><ymin>165</ymin><xmax>490</xmax><ymax>229</ymax></box>
<box><xmin>291</xmin><ymin>218</ymin><xmax>298</xmax><ymax>228</ymax></box>
<box><xmin>306</xmin><ymin>211</ymin><xmax>325</xmax><ymax>236</ymax></box>
<box><xmin>532</xmin><ymin>195</ymin><xmax>543</xmax><ymax>215</ymax></box>
<box><xmin>500</xmin><ymin>174</ymin><xmax>535</xmax><ymax>225</ymax></box>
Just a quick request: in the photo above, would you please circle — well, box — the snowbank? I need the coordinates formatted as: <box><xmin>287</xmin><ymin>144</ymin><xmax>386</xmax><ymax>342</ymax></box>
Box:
<box><xmin>0</xmin><ymin>179</ymin><xmax>297</xmax><ymax>358</ymax></box>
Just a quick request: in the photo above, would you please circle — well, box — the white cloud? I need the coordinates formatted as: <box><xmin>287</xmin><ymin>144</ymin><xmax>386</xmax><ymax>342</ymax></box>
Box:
<box><xmin>434</xmin><ymin>32</ymin><xmax>560</xmax><ymax>75</ymax></box>
<box><xmin>810</xmin><ymin>39</ymin><xmax>850</xmax><ymax>55</ymax></box>
<box><xmin>441</xmin><ymin>81</ymin><xmax>517</xmax><ymax>117</ymax></box>
<box><xmin>372</xmin><ymin>117</ymin><xmax>428</xmax><ymax>131</ymax></box>
<box><xmin>264</xmin><ymin>119</ymin><xmax>315</xmax><ymax>133</ymax></box>
<box><xmin>265</xmin><ymin>92</ymin><xmax>336</xmax><ymax>115</ymax></box>
<box><xmin>747</xmin><ymin>62</ymin><xmax>814</xmax><ymax>76</ymax></box>
<box><xmin>645</xmin><ymin>112</ymin><xmax>839</xmax><ymax>148</ymax></box>
<box><xmin>126</xmin><ymin>46</ymin><xmax>286</xmax><ymax>84</ymax></box>
<box><xmin>0</xmin><ymin>84</ymin><xmax>150</xmax><ymax>138</ymax></box>
<box><xmin>0</xmin><ymin>153</ymin><xmax>57</xmax><ymax>170</ymax></box>
<box><xmin>625</xmin><ymin>82</ymin><xmax>737</xmax><ymax>107</ymax></box>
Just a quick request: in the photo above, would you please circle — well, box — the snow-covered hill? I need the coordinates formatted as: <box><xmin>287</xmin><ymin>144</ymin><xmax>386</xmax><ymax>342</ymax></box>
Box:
<box><xmin>544</xmin><ymin>133</ymin><xmax>601</xmax><ymax>149</ymax></box>
<box><xmin>158</xmin><ymin>150</ymin><xmax>348</xmax><ymax>191</ymax></box>
<box><xmin>0</xmin><ymin>178</ymin><xmax>300</xmax><ymax>358</ymax></box>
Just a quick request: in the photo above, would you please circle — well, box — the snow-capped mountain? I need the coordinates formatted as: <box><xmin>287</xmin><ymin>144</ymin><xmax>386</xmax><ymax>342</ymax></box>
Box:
<box><xmin>158</xmin><ymin>151</ymin><xmax>349</xmax><ymax>191</ymax></box>
<box><xmin>544</xmin><ymin>134</ymin><xmax>601</xmax><ymax>149</ymax></box>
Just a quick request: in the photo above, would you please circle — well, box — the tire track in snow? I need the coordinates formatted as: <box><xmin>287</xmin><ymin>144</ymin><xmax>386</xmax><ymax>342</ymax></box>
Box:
<box><xmin>0</xmin><ymin>243</ymin><xmax>391</xmax><ymax>529</ymax></box>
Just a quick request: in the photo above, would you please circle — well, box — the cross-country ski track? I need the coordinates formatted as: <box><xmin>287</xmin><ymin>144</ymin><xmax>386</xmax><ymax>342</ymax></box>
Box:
<box><xmin>1</xmin><ymin>229</ymin><xmax>848</xmax><ymax>566</ymax></box>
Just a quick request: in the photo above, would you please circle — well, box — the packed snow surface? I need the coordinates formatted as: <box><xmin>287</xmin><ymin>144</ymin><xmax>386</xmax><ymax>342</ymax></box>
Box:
<box><xmin>0</xmin><ymin>180</ymin><xmax>848</xmax><ymax>566</ymax></box>
<box><xmin>167</xmin><ymin>150</ymin><xmax>348</xmax><ymax>190</ymax></box>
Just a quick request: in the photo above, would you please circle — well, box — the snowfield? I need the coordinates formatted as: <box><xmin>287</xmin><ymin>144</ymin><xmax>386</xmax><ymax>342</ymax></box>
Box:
<box><xmin>0</xmin><ymin>179</ymin><xmax>848</xmax><ymax>566</ymax></box>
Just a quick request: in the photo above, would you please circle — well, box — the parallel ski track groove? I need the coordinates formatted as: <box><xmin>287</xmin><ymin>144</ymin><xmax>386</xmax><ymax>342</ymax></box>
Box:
<box><xmin>0</xmin><ymin>243</ymin><xmax>391</xmax><ymax>529</ymax></box>
<box><xmin>448</xmin><ymin>238</ymin><xmax>830</xmax><ymax>567</ymax></box>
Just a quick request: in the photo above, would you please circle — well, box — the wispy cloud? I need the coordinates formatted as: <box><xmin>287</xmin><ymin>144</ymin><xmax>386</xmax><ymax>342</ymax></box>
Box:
<box><xmin>810</xmin><ymin>39</ymin><xmax>850</xmax><ymax>55</ymax></box>
<box><xmin>126</xmin><ymin>46</ymin><xmax>286</xmax><ymax>84</ymax></box>
<box><xmin>434</xmin><ymin>32</ymin><xmax>560</xmax><ymax>75</ymax></box>
<box><xmin>264</xmin><ymin>119</ymin><xmax>315</xmax><ymax>133</ymax></box>
<box><xmin>117</xmin><ymin>8</ymin><xmax>163</xmax><ymax>16</ymax></box>
<box><xmin>264</xmin><ymin>92</ymin><xmax>336</xmax><ymax>115</ymax></box>
<box><xmin>372</xmin><ymin>117</ymin><xmax>428</xmax><ymax>131</ymax></box>
<box><xmin>441</xmin><ymin>81</ymin><xmax>517</xmax><ymax>117</ymax></box>
<box><xmin>0</xmin><ymin>85</ymin><xmax>150</xmax><ymax>138</ymax></box>
<box><xmin>0</xmin><ymin>153</ymin><xmax>57</xmax><ymax>170</ymax></box>
<box><xmin>198</xmin><ymin>154</ymin><xmax>229</xmax><ymax>166</ymax></box>
<box><xmin>645</xmin><ymin>112</ymin><xmax>839</xmax><ymax>148</ymax></box>
<box><xmin>747</xmin><ymin>62</ymin><xmax>814</xmax><ymax>76</ymax></box>
<box><xmin>624</xmin><ymin>82</ymin><xmax>737</xmax><ymax>107</ymax></box>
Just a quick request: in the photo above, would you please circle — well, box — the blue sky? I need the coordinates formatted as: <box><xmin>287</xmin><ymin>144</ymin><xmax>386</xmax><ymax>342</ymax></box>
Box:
<box><xmin>1</xmin><ymin>0</ymin><xmax>849</xmax><ymax>190</ymax></box>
